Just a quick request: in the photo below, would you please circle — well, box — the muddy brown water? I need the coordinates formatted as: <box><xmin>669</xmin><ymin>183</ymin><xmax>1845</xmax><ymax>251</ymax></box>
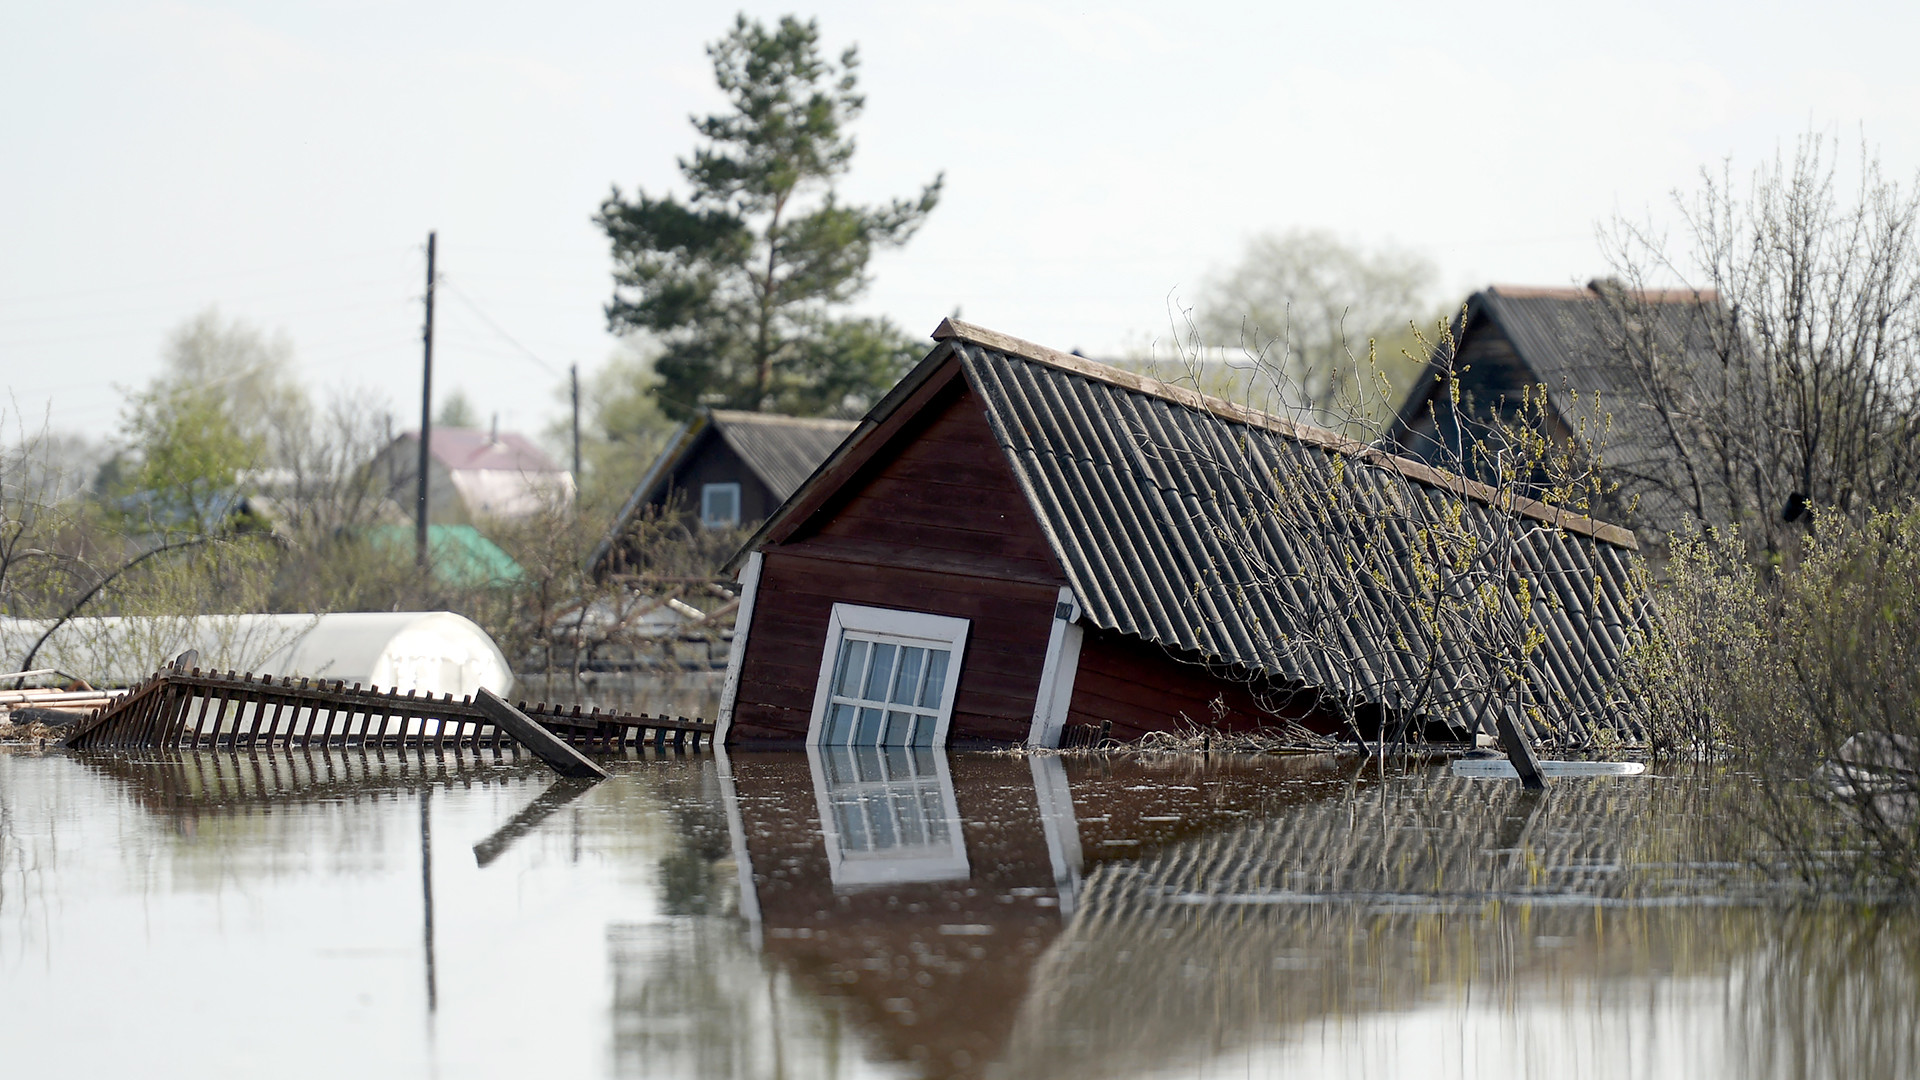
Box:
<box><xmin>1</xmin><ymin>747</ymin><xmax>1913</xmax><ymax>1079</ymax></box>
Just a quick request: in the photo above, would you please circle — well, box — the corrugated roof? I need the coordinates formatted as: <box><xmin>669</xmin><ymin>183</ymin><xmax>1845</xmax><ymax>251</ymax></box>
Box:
<box><xmin>943</xmin><ymin>328</ymin><xmax>1642</xmax><ymax>742</ymax></box>
<box><xmin>1483</xmin><ymin>285</ymin><xmax>1712</xmax><ymax>457</ymax></box>
<box><xmin>708</xmin><ymin>410</ymin><xmax>858</xmax><ymax>503</ymax></box>
<box><xmin>1395</xmin><ymin>283</ymin><xmax>1723</xmax><ymax>534</ymax></box>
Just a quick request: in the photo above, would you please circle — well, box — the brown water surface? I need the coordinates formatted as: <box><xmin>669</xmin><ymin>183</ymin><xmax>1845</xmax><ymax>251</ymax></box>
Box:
<box><xmin>1</xmin><ymin>746</ymin><xmax>1912</xmax><ymax>1078</ymax></box>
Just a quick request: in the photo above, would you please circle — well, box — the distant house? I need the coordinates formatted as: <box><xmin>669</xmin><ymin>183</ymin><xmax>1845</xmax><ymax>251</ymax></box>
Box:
<box><xmin>715</xmin><ymin>320</ymin><xmax>1646</xmax><ymax>750</ymax></box>
<box><xmin>368</xmin><ymin>428</ymin><xmax>573</xmax><ymax>524</ymax></box>
<box><xmin>590</xmin><ymin>410</ymin><xmax>856</xmax><ymax>578</ymax></box>
<box><xmin>1386</xmin><ymin>282</ymin><xmax>1722</xmax><ymax>541</ymax></box>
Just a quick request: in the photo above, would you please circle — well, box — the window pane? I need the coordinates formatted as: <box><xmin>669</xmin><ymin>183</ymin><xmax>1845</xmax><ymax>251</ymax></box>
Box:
<box><xmin>862</xmin><ymin>644</ymin><xmax>897</xmax><ymax>701</ymax></box>
<box><xmin>833</xmin><ymin>639</ymin><xmax>869</xmax><ymax>697</ymax></box>
<box><xmin>881</xmin><ymin>710</ymin><xmax>916</xmax><ymax>745</ymax></box>
<box><xmin>854</xmin><ymin>706</ymin><xmax>885</xmax><ymax>744</ymax></box>
<box><xmin>891</xmin><ymin>647</ymin><xmax>924</xmax><ymax>705</ymax></box>
<box><xmin>701</xmin><ymin>484</ymin><xmax>740</xmax><ymax>528</ymax></box>
<box><xmin>891</xmin><ymin>789</ymin><xmax>928</xmax><ymax>846</ymax></box>
<box><xmin>824</xmin><ymin>702</ymin><xmax>857</xmax><ymax>744</ymax></box>
<box><xmin>865</xmin><ymin>796</ymin><xmax>898</xmax><ymax>849</ymax></box>
<box><xmin>911</xmin><ymin>711</ymin><xmax>937</xmax><ymax>748</ymax></box>
<box><xmin>919</xmin><ymin>650</ymin><xmax>950</xmax><ymax>708</ymax></box>
<box><xmin>833</xmin><ymin>799</ymin><xmax>872</xmax><ymax>851</ymax></box>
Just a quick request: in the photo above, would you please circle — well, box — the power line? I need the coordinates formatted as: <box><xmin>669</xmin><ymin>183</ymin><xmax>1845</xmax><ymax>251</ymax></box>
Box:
<box><xmin>436</xmin><ymin>274</ymin><xmax>560</xmax><ymax>377</ymax></box>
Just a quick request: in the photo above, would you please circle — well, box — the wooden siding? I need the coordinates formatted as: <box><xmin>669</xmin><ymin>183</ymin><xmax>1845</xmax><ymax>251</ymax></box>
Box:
<box><xmin>727</xmin><ymin>382</ymin><xmax>1067</xmax><ymax>745</ymax></box>
<box><xmin>660</xmin><ymin>433</ymin><xmax>780</xmax><ymax>524</ymax></box>
<box><xmin>1065</xmin><ymin>629</ymin><xmax>1346</xmax><ymax>743</ymax></box>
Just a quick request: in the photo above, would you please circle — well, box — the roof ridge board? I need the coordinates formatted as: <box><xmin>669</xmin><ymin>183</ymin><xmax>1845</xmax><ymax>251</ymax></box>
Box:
<box><xmin>708</xmin><ymin>408</ymin><xmax>858</xmax><ymax>429</ymax></box>
<box><xmin>1487</xmin><ymin>283</ymin><xmax>1718</xmax><ymax>303</ymax></box>
<box><xmin>936</xmin><ymin>319</ymin><xmax>1636</xmax><ymax>550</ymax></box>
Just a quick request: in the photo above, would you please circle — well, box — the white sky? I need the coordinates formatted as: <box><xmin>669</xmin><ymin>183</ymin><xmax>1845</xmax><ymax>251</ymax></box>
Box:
<box><xmin>5</xmin><ymin>0</ymin><xmax>1918</xmax><ymax>449</ymax></box>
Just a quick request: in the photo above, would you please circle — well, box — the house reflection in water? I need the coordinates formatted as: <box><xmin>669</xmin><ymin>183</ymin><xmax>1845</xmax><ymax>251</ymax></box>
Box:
<box><xmin>810</xmin><ymin>746</ymin><xmax>971</xmax><ymax>888</ymax></box>
<box><xmin>716</xmin><ymin>750</ymin><xmax>1366</xmax><ymax>1077</ymax></box>
<box><xmin>698</xmin><ymin>750</ymin><xmax>1920</xmax><ymax>1080</ymax></box>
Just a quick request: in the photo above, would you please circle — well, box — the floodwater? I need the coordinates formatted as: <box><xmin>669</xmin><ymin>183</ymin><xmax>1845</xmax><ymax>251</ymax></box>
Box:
<box><xmin>2</xmin><ymin>747</ymin><xmax>1914</xmax><ymax>1080</ymax></box>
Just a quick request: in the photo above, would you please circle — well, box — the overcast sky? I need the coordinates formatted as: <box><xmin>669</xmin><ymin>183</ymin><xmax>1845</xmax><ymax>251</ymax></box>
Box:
<box><xmin>6</xmin><ymin>1</ymin><xmax>1918</xmax><ymax>450</ymax></box>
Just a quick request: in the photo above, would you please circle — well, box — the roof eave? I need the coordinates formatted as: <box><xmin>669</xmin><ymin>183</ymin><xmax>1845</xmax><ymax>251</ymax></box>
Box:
<box><xmin>585</xmin><ymin>417</ymin><xmax>701</xmax><ymax>575</ymax></box>
<box><xmin>718</xmin><ymin>338</ymin><xmax>966</xmax><ymax>577</ymax></box>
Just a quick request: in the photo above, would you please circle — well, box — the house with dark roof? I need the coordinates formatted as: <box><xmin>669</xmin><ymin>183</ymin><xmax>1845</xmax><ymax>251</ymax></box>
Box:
<box><xmin>715</xmin><ymin>320</ymin><xmax>1648</xmax><ymax>750</ymax></box>
<box><xmin>1387</xmin><ymin>282</ymin><xmax>1723</xmax><ymax>541</ymax></box>
<box><xmin>369</xmin><ymin>427</ymin><xmax>574</xmax><ymax>524</ymax></box>
<box><xmin>590</xmin><ymin>410</ymin><xmax>856</xmax><ymax>577</ymax></box>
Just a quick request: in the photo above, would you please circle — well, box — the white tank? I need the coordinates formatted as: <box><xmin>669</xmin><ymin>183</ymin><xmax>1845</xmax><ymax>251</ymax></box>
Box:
<box><xmin>0</xmin><ymin>612</ymin><xmax>513</xmax><ymax>699</ymax></box>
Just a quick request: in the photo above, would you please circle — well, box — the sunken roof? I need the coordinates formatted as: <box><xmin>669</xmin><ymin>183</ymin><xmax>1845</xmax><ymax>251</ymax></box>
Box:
<box><xmin>747</xmin><ymin>321</ymin><xmax>1648</xmax><ymax>743</ymax></box>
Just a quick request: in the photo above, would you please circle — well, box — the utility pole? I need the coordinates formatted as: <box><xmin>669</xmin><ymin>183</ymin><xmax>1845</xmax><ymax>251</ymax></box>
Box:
<box><xmin>569</xmin><ymin>363</ymin><xmax>582</xmax><ymax>495</ymax></box>
<box><xmin>416</xmin><ymin>231</ymin><xmax>437</xmax><ymax>569</ymax></box>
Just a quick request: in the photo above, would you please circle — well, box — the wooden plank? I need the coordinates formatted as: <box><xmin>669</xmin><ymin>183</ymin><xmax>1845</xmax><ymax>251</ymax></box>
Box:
<box><xmin>471</xmin><ymin>689</ymin><xmax>608</xmax><ymax>780</ymax></box>
<box><xmin>1495</xmin><ymin>704</ymin><xmax>1550</xmax><ymax>791</ymax></box>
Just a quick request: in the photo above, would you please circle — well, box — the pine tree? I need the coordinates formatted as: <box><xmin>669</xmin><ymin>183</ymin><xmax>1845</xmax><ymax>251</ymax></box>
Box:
<box><xmin>597</xmin><ymin>15</ymin><xmax>941</xmax><ymax>420</ymax></box>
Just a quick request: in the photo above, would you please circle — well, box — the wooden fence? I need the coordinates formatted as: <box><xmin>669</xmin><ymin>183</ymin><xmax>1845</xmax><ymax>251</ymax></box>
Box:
<box><xmin>63</xmin><ymin>667</ymin><xmax>714</xmax><ymax>756</ymax></box>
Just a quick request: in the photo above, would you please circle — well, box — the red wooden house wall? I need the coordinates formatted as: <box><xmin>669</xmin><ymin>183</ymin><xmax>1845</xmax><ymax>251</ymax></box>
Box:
<box><xmin>724</xmin><ymin>377</ymin><xmax>1068</xmax><ymax>746</ymax></box>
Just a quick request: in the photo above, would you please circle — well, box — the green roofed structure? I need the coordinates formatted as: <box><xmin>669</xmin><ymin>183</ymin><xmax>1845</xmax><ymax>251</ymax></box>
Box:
<box><xmin>367</xmin><ymin>524</ymin><xmax>524</xmax><ymax>588</ymax></box>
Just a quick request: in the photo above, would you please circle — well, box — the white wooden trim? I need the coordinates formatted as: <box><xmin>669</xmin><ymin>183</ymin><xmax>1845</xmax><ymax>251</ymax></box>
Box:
<box><xmin>1026</xmin><ymin>586</ymin><xmax>1085</xmax><ymax>747</ymax></box>
<box><xmin>713</xmin><ymin>746</ymin><xmax>762</xmax><ymax>948</ymax></box>
<box><xmin>1029</xmin><ymin>755</ymin><xmax>1084</xmax><ymax>916</ymax></box>
<box><xmin>805</xmin><ymin>603</ymin><xmax>970</xmax><ymax>747</ymax></box>
<box><xmin>809</xmin><ymin>744</ymin><xmax>969</xmax><ymax>887</ymax></box>
<box><xmin>712</xmin><ymin>550</ymin><xmax>763</xmax><ymax>745</ymax></box>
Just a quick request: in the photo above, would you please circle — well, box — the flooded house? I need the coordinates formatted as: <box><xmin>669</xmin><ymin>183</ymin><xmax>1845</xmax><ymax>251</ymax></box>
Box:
<box><xmin>1387</xmin><ymin>281</ymin><xmax>1723</xmax><ymax>541</ymax></box>
<box><xmin>715</xmin><ymin>320</ymin><xmax>1648</xmax><ymax>750</ymax></box>
<box><xmin>591</xmin><ymin>410</ymin><xmax>858</xmax><ymax>577</ymax></box>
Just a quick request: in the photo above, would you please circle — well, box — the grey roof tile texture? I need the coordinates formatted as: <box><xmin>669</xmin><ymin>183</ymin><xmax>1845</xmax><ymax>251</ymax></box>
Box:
<box><xmin>708</xmin><ymin>410</ymin><xmax>858</xmax><ymax>503</ymax></box>
<box><xmin>1425</xmin><ymin>286</ymin><xmax>1723</xmax><ymax>535</ymax></box>
<box><xmin>956</xmin><ymin>339</ymin><xmax>1646</xmax><ymax>743</ymax></box>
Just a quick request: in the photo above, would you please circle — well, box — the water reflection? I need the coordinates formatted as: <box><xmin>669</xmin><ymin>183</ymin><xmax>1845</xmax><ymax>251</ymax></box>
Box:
<box><xmin>713</xmin><ymin>751</ymin><xmax>1920</xmax><ymax>1080</ymax></box>
<box><xmin>3</xmin><ymin>747</ymin><xmax>1918</xmax><ymax>1079</ymax></box>
<box><xmin>812</xmin><ymin>745</ymin><xmax>970</xmax><ymax>886</ymax></box>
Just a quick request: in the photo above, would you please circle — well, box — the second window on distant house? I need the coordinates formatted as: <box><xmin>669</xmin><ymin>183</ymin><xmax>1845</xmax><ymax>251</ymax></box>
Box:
<box><xmin>700</xmin><ymin>482</ymin><xmax>741</xmax><ymax>529</ymax></box>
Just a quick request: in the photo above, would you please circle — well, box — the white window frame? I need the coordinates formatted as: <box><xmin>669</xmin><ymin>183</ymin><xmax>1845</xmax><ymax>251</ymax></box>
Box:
<box><xmin>808</xmin><ymin>743</ymin><xmax>970</xmax><ymax>887</ymax></box>
<box><xmin>700</xmin><ymin>482</ymin><xmax>741</xmax><ymax>529</ymax></box>
<box><xmin>806</xmin><ymin>603</ymin><xmax>969</xmax><ymax>748</ymax></box>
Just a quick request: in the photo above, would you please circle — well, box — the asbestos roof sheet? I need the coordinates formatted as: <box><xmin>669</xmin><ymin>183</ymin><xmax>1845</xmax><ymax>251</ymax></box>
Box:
<box><xmin>709</xmin><ymin>410</ymin><xmax>858</xmax><ymax>502</ymax></box>
<box><xmin>1399</xmin><ymin>284</ymin><xmax>1724</xmax><ymax>534</ymax></box>
<box><xmin>1481</xmin><ymin>286</ymin><xmax>1715</xmax><ymax>452</ymax></box>
<box><xmin>942</xmin><ymin>326</ymin><xmax>1646</xmax><ymax>743</ymax></box>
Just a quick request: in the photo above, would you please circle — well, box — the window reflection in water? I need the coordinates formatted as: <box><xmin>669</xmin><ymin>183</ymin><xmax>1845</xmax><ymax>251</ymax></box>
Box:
<box><xmin>809</xmin><ymin>744</ymin><xmax>968</xmax><ymax>886</ymax></box>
